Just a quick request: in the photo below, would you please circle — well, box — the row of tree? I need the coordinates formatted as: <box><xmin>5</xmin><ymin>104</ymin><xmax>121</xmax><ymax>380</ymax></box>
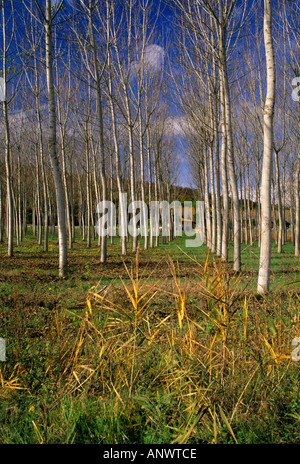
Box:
<box><xmin>173</xmin><ymin>0</ymin><xmax>300</xmax><ymax>292</ymax></box>
<box><xmin>1</xmin><ymin>0</ymin><xmax>180</xmax><ymax>265</ymax></box>
<box><xmin>0</xmin><ymin>0</ymin><xmax>299</xmax><ymax>293</ymax></box>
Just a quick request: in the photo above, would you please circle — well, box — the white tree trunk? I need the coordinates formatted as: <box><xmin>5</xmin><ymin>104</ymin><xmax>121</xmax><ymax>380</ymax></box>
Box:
<box><xmin>204</xmin><ymin>147</ymin><xmax>212</xmax><ymax>249</ymax></box>
<box><xmin>88</xmin><ymin>0</ymin><xmax>107</xmax><ymax>262</ymax></box>
<box><xmin>295</xmin><ymin>105</ymin><xmax>300</xmax><ymax>257</ymax></box>
<box><xmin>107</xmin><ymin>47</ymin><xmax>127</xmax><ymax>255</ymax></box>
<box><xmin>274</xmin><ymin>149</ymin><xmax>283</xmax><ymax>253</ymax></box>
<box><xmin>257</xmin><ymin>0</ymin><xmax>276</xmax><ymax>294</ymax></box>
<box><xmin>219</xmin><ymin>34</ymin><xmax>241</xmax><ymax>271</ymax></box>
<box><xmin>295</xmin><ymin>149</ymin><xmax>300</xmax><ymax>257</ymax></box>
<box><xmin>2</xmin><ymin>1</ymin><xmax>13</xmax><ymax>257</ymax></box>
<box><xmin>45</xmin><ymin>0</ymin><xmax>67</xmax><ymax>277</ymax></box>
<box><xmin>220</xmin><ymin>77</ymin><xmax>229</xmax><ymax>261</ymax></box>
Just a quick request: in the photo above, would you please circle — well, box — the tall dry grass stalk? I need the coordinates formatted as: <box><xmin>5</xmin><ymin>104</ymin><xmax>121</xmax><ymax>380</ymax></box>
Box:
<box><xmin>2</xmin><ymin>250</ymin><xmax>298</xmax><ymax>444</ymax></box>
<box><xmin>57</xmin><ymin>250</ymin><xmax>296</xmax><ymax>443</ymax></box>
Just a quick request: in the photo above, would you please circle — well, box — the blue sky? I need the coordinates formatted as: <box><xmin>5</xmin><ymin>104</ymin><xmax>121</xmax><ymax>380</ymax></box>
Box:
<box><xmin>2</xmin><ymin>0</ymin><xmax>295</xmax><ymax>190</ymax></box>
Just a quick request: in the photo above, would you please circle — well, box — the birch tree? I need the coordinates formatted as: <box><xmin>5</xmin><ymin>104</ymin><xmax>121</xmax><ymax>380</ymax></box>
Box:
<box><xmin>105</xmin><ymin>0</ymin><xmax>127</xmax><ymax>254</ymax></box>
<box><xmin>1</xmin><ymin>0</ymin><xmax>14</xmax><ymax>257</ymax></box>
<box><xmin>282</xmin><ymin>0</ymin><xmax>300</xmax><ymax>257</ymax></box>
<box><xmin>173</xmin><ymin>0</ymin><xmax>250</xmax><ymax>269</ymax></box>
<box><xmin>28</xmin><ymin>0</ymin><xmax>68</xmax><ymax>277</ymax></box>
<box><xmin>257</xmin><ymin>0</ymin><xmax>276</xmax><ymax>294</ymax></box>
<box><xmin>20</xmin><ymin>7</ymin><xmax>50</xmax><ymax>251</ymax></box>
<box><xmin>69</xmin><ymin>0</ymin><xmax>109</xmax><ymax>261</ymax></box>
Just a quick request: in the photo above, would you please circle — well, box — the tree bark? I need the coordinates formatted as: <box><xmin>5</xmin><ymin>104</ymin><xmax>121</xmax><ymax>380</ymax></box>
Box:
<box><xmin>107</xmin><ymin>32</ymin><xmax>127</xmax><ymax>254</ymax></box>
<box><xmin>44</xmin><ymin>0</ymin><xmax>68</xmax><ymax>277</ymax></box>
<box><xmin>295</xmin><ymin>144</ymin><xmax>300</xmax><ymax>257</ymax></box>
<box><xmin>257</xmin><ymin>0</ymin><xmax>276</xmax><ymax>294</ymax></box>
<box><xmin>219</xmin><ymin>16</ymin><xmax>241</xmax><ymax>271</ymax></box>
<box><xmin>88</xmin><ymin>0</ymin><xmax>107</xmax><ymax>262</ymax></box>
<box><xmin>2</xmin><ymin>1</ymin><xmax>13</xmax><ymax>257</ymax></box>
<box><xmin>220</xmin><ymin>77</ymin><xmax>229</xmax><ymax>261</ymax></box>
<box><xmin>274</xmin><ymin>148</ymin><xmax>283</xmax><ymax>253</ymax></box>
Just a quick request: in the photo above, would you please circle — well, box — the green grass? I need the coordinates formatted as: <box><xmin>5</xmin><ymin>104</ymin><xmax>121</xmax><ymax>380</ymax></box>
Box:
<box><xmin>0</xmin><ymin>230</ymin><xmax>299</xmax><ymax>444</ymax></box>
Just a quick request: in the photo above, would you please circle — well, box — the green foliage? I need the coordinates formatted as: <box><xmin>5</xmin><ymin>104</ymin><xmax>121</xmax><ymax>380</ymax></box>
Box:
<box><xmin>0</xmin><ymin>232</ymin><xmax>299</xmax><ymax>444</ymax></box>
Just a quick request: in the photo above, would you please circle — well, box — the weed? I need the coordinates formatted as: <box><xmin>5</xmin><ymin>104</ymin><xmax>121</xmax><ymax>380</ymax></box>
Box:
<box><xmin>0</xmin><ymin>232</ymin><xmax>299</xmax><ymax>443</ymax></box>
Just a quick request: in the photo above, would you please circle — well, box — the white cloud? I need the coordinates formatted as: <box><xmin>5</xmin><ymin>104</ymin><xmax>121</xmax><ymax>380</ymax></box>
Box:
<box><xmin>51</xmin><ymin>0</ymin><xmax>73</xmax><ymax>7</ymax></box>
<box><xmin>143</xmin><ymin>44</ymin><xmax>165</xmax><ymax>73</ymax></box>
<box><xmin>165</xmin><ymin>115</ymin><xmax>194</xmax><ymax>137</ymax></box>
<box><xmin>131</xmin><ymin>44</ymin><xmax>165</xmax><ymax>77</ymax></box>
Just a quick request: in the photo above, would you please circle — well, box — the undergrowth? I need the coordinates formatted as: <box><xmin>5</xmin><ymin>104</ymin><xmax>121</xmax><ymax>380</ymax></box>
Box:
<box><xmin>0</xmin><ymin>249</ymin><xmax>299</xmax><ymax>444</ymax></box>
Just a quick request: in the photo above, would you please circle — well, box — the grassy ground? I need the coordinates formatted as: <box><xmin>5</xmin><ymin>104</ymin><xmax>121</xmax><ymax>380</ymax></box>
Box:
<box><xmin>0</xmin><ymin>230</ymin><xmax>299</xmax><ymax>444</ymax></box>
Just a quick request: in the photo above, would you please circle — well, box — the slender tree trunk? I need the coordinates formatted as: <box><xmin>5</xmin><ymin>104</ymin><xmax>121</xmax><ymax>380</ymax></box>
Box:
<box><xmin>16</xmin><ymin>149</ymin><xmax>22</xmax><ymax>244</ymax></box>
<box><xmin>147</xmin><ymin>128</ymin><xmax>153</xmax><ymax>248</ymax></box>
<box><xmin>34</xmin><ymin>144</ymin><xmax>42</xmax><ymax>245</ymax></box>
<box><xmin>282</xmin><ymin>164</ymin><xmax>286</xmax><ymax>244</ymax></box>
<box><xmin>272</xmin><ymin>179</ymin><xmax>277</xmax><ymax>243</ymax></box>
<box><xmin>274</xmin><ymin>148</ymin><xmax>283</xmax><ymax>253</ymax></box>
<box><xmin>289</xmin><ymin>152</ymin><xmax>295</xmax><ymax>245</ymax></box>
<box><xmin>88</xmin><ymin>0</ymin><xmax>107</xmax><ymax>262</ymax></box>
<box><xmin>23</xmin><ymin>190</ymin><xmax>27</xmax><ymax>237</ymax></box>
<box><xmin>0</xmin><ymin>176</ymin><xmax>3</xmax><ymax>242</ymax></box>
<box><xmin>220</xmin><ymin>78</ymin><xmax>229</xmax><ymax>261</ymax></box>
<box><xmin>2</xmin><ymin>2</ymin><xmax>13</xmax><ymax>257</ymax></box>
<box><xmin>90</xmin><ymin>142</ymin><xmax>101</xmax><ymax>246</ymax></box>
<box><xmin>209</xmin><ymin>143</ymin><xmax>216</xmax><ymax>253</ymax></box>
<box><xmin>246</xmin><ymin>158</ymin><xmax>253</xmax><ymax>245</ymax></box>
<box><xmin>55</xmin><ymin>42</ymin><xmax>73</xmax><ymax>250</ymax></box>
<box><xmin>257</xmin><ymin>0</ymin><xmax>276</xmax><ymax>294</ymax></box>
<box><xmin>256</xmin><ymin>152</ymin><xmax>261</xmax><ymax>246</ymax></box>
<box><xmin>210</xmin><ymin>33</ymin><xmax>222</xmax><ymax>257</ymax></box>
<box><xmin>204</xmin><ymin>147</ymin><xmax>212</xmax><ymax>249</ymax></box>
<box><xmin>219</xmin><ymin>23</ymin><xmax>241</xmax><ymax>271</ymax></box>
<box><xmin>295</xmin><ymin>146</ymin><xmax>300</xmax><ymax>256</ymax></box>
<box><xmin>61</xmin><ymin>139</ymin><xmax>72</xmax><ymax>249</ymax></box>
<box><xmin>242</xmin><ymin>169</ymin><xmax>248</xmax><ymax>244</ymax></box>
<box><xmin>34</xmin><ymin>51</ymin><xmax>49</xmax><ymax>252</ymax></box>
<box><xmin>32</xmin><ymin>190</ymin><xmax>36</xmax><ymax>237</ymax></box>
<box><xmin>213</xmin><ymin>95</ymin><xmax>222</xmax><ymax>257</ymax></box>
<box><xmin>138</xmin><ymin>108</ymin><xmax>148</xmax><ymax>250</ymax></box>
<box><xmin>128</xmin><ymin>125</ymin><xmax>137</xmax><ymax>251</ymax></box>
<box><xmin>86</xmin><ymin>141</ymin><xmax>91</xmax><ymax>249</ymax></box>
<box><xmin>107</xmin><ymin>43</ymin><xmax>127</xmax><ymax>254</ymax></box>
<box><xmin>153</xmin><ymin>148</ymin><xmax>159</xmax><ymax>248</ymax></box>
<box><xmin>69</xmin><ymin>171</ymin><xmax>75</xmax><ymax>244</ymax></box>
<box><xmin>109</xmin><ymin>150</ymin><xmax>114</xmax><ymax>245</ymax></box>
<box><xmin>3</xmin><ymin>103</ymin><xmax>13</xmax><ymax>257</ymax></box>
<box><xmin>44</xmin><ymin>0</ymin><xmax>67</xmax><ymax>277</ymax></box>
<box><xmin>12</xmin><ymin>189</ymin><xmax>19</xmax><ymax>247</ymax></box>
